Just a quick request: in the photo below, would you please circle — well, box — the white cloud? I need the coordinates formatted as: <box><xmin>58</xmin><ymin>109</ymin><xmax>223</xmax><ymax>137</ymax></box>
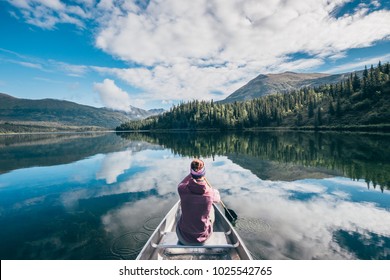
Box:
<box><xmin>0</xmin><ymin>48</ymin><xmax>90</xmax><ymax>77</ymax></box>
<box><xmin>93</xmin><ymin>78</ymin><xmax>132</xmax><ymax>111</ymax></box>
<box><xmin>93</xmin><ymin>63</ymin><xmax>250</xmax><ymax>102</ymax></box>
<box><xmin>7</xmin><ymin>0</ymin><xmax>390</xmax><ymax>105</ymax></box>
<box><xmin>91</xmin><ymin>0</ymin><xmax>390</xmax><ymax>102</ymax></box>
<box><xmin>272</xmin><ymin>58</ymin><xmax>325</xmax><ymax>73</ymax></box>
<box><xmin>7</xmin><ymin>0</ymin><xmax>89</xmax><ymax>29</ymax></box>
<box><xmin>324</xmin><ymin>53</ymin><xmax>390</xmax><ymax>73</ymax></box>
<box><xmin>16</xmin><ymin>61</ymin><xmax>43</xmax><ymax>70</ymax></box>
<box><xmin>54</xmin><ymin>61</ymin><xmax>88</xmax><ymax>77</ymax></box>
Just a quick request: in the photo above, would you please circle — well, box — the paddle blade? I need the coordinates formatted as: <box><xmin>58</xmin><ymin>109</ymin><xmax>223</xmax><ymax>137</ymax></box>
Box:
<box><xmin>224</xmin><ymin>208</ymin><xmax>238</xmax><ymax>223</ymax></box>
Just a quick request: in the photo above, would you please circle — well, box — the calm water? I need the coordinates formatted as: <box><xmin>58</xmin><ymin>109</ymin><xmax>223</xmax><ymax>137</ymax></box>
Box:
<box><xmin>0</xmin><ymin>131</ymin><xmax>389</xmax><ymax>260</ymax></box>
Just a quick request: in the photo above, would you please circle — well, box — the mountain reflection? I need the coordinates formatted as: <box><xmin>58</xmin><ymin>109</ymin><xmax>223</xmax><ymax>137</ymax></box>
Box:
<box><xmin>0</xmin><ymin>132</ymin><xmax>164</xmax><ymax>175</ymax></box>
<box><xmin>118</xmin><ymin>131</ymin><xmax>390</xmax><ymax>191</ymax></box>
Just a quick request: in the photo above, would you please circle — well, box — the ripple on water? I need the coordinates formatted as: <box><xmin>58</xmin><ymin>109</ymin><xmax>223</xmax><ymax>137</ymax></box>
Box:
<box><xmin>235</xmin><ymin>217</ymin><xmax>271</xmax><ymax>260</ymax></box>
<box><xmin>235</xmin><ymin>217</ymin><xmax>271</xmax><ymax>233</ymax></box>
<box><xmin>110</xmin><ymin>231</ymin><xmax>150</xmax><ymax>259</ymax></box>
<box><xmin>109</xmin><ymin>216</ymin><xmax>163</xmax><ymax>259</ymax></box>
<box><xmin>143</xmin><ymin>216</ymin><xmax>163</xmax><ymax>231</ymax></box>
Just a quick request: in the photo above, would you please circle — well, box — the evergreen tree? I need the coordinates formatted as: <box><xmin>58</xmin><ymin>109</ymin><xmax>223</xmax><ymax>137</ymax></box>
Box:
<box><xmin>352</xmin><ymin>72</ymin><xmax>361</xmax><ymax>91</ymax></box>
<box><xmin>314</xmin><ymin>107</ymin><xmax>322</xmax><ymax>128</ymax></box>
<box><xmin>308</xmin><ymin>99</ymin><xmax>314</xmax><ymax>118</ymax></box>
<box><xmin>328</xmin><ymin>102</ymin><xmax>335</xmax><ymax>116</ymax></box>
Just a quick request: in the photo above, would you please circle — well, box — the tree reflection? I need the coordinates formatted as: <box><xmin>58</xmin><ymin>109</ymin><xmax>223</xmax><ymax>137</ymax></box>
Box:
<box><xmin>117</xmin><ymin>131</ymin><xmax>390</xmax><ymax>191</ymax></box>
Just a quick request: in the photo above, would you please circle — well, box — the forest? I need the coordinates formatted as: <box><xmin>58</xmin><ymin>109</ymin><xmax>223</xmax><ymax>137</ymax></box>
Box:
<box><xmin>117</xmin><ymin>62</ymin><xmax>390</xmax><ymax>131</ymax></box>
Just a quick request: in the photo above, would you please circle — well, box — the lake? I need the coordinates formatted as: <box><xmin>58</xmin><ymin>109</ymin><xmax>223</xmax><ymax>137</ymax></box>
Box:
<box><xmin>0</xmin><ymin>131</ymin><xmax>389</xmax><ymax>260</ymax></box>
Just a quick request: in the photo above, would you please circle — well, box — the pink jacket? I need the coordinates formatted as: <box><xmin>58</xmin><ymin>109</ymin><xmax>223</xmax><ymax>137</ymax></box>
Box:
<box><xmin>177</xmin><ymin>174</ymin><xmax>221</xmax><ymax>244</ymax></box>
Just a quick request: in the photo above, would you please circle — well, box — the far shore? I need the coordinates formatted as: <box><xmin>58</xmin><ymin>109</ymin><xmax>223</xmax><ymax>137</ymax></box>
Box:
<box><xmin>2</xmin><ymin>123</ymin><xmax>390</xmax><ymax>135</ymax></box>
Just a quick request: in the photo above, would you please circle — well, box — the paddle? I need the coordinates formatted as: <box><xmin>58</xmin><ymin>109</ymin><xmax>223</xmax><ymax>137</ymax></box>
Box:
<box><xmin>204</xmin><ymin>177</ymin><xmax>238</xmax><ymax>224</ymax></box>
<box><xmin>220</xmin><ymin>200</ymin><xmax>238</xmax><ymax>224</ymax></box>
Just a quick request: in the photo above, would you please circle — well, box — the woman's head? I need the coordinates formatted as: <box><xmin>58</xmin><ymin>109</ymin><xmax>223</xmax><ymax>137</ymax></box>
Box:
<box><xmin>190</xmin><ymin>159</ymin><xmax>205</xmax><ymax>179</ymax></box>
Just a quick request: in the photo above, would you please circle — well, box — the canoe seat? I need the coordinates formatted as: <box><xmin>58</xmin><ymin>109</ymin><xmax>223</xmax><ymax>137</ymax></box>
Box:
<box><xmin>152</xmin><ymin>232</ymin><xmax>239</xmax><ymax>249</ymax></box>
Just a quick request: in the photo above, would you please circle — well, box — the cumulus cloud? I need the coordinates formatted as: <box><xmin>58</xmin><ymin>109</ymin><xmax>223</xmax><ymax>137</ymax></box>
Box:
<box><xmin>93</xmin><ymin>78</ymin><xmax>132</xmax><ymax>111</ymax></box>
<box><xmin>92</xmin><ymin>0</ymin><xmax>390</xmax><ymax>102</ymax></box>
<box><xmin>94</xmin><ymin>0</ymin><xmax>390</xmax><ymax>66</ymax></box>
<box><xmin>7</xmin><ymin>0</ymin><xmax>390</xmax><ymax>105</ymax></box>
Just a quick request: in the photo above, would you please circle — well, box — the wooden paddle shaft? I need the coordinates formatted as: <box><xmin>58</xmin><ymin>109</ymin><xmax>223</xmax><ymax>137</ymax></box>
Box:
<box><xmin>204</xmin><ymin>177</ymin><xmax>237</xmax><ymax>221</ymax></box>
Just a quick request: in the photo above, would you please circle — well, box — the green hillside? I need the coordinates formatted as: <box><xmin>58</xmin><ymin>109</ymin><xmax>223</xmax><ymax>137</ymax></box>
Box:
<box><xmin>0</xmin><ymin>93</ymin><xmax>153</xmax><ymax>133</ymax></box>
<box><xmin>117</xmin><ymin>62</ymin><xmax>390</xmax><ymax>132</ymax></box>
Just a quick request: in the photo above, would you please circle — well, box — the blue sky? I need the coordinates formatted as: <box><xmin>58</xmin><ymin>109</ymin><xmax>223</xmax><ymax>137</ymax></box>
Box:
<box><xmin>0</xmin><ymin>0</ymin><xmax>389</xmax><ymax>111</ymax></box>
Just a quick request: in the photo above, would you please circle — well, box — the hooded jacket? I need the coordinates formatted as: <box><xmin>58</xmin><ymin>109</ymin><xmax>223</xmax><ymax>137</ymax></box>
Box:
<box><xmin>177</xmin><ymin>174</ymin><xmax>221</xmax><ymax>244</ymax></box>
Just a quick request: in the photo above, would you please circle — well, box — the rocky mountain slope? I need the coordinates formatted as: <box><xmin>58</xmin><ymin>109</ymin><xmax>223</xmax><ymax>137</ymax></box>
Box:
<box><xmin>221</xmin><ymin>71</ymin><xmax>357</xmax><ymax>103</ymax></box>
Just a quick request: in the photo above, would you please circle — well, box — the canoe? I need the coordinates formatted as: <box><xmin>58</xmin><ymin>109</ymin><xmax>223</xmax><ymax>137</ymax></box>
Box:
<box><xmin>136</xmin><ymin>201</ymin><xmax>253</xmax><ymax>260</ymax></box>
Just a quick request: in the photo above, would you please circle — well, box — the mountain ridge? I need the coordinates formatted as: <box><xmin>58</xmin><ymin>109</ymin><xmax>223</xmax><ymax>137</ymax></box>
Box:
<box><xmin>0</xmin><ymin>93</ymin><xmax>163</xmax><ymax>131</ymax></box>
<box><xmin>221</xmin><ymin>70</ymin><xmax>361</xmax><ymax>103</ymax></box>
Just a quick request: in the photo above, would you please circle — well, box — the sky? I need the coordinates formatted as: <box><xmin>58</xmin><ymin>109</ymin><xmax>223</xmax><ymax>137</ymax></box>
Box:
<box><xmin>0</xmin><ymin>0</ymin><xmax>390</xmax><ymax>111</ymax></box>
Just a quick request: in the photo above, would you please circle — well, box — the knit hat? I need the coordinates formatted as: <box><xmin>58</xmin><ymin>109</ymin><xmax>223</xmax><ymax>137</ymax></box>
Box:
<box><xmin>190</xmin><ymin>159</ymin><xmax>206</xmax><ymax>179</ymax></box>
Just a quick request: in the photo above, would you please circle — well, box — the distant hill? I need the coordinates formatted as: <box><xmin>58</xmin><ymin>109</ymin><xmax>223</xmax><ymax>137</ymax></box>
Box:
<box><xmin>125</xmin><ymin>105</ymin><xmax>165</xmax><ymax>119</ymax></box>
<box><xmin>221</xmin><ymin>71</ymin><xmax>359</xmax><ymax>103</ymax></box>
<box><xmin>0</xmin><ymin>93</ymin><xmax>163</xmax><ymax>132</ymax></box>
<box><xmin>147</xmin><ymin>108</ymin><xmax>165</xmax><ymax>115</ymax></box>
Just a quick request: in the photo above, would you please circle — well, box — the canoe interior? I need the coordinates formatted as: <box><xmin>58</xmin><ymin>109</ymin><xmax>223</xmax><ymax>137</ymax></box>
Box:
<box><xmin>136</xmin><ymin>201</ymin><xmax>252</xmax><ymax>260</ymax></box>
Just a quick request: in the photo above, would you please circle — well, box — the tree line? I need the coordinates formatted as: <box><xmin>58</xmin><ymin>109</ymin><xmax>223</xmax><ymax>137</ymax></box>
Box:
<box><xmin>116</xmin><ymin>62</ymin><xmax>390</xmax><ymax>131</ymax></box>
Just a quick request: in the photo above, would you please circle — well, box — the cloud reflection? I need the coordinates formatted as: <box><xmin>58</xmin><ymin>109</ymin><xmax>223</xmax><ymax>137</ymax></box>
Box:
<box><xmin>209</xmin><ymin>165</ymin><xmax>390</xmax><ymax>259</ymax></box>
<box><xmin>94</xmin><ymin>152</ymin><xmax>390</xmax><ymax>259</ymax></box>
<box><xmin>2</xmin><ymin>139</ymin><xmax>388</xmax><ymax>260</ymax></box>
<box><xmin>96</xmin><ymin>150</ymin><xmax>133</xmax><ymax>184</ymax></box>
<box><xmin>101</xmin><ymin>196</ymin><xmax>177</xmax><ymax>236</ymax></box>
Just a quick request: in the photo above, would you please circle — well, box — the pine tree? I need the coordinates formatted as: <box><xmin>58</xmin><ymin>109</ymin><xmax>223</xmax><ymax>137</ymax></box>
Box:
<box><xmin>308</xmin><ymin>99</ymin><xmax>314</xmax><ymax>118</ymax></box>
<box><xmin>384</xmin><ymin>62</ymin><xmax>390</xmax><ymax>75</ymax></box>
<box><xmin>352</xmin><ymin>72</ymin><xmax>360</xmax><ymax>91</ymax></box>
<box><xmin>336</xmin><ymin>96</ymin><xmax>342</xmax><ymax>117</ymax></box>
<box><xmin>328</xmin><ymin>102</ymin><xmax>335</xmax><ymax>115</ymax></box>
<box><xmin>315</xmin><ymin>107</ymin><xmax>322</xmax><ymax>127</ymax></box>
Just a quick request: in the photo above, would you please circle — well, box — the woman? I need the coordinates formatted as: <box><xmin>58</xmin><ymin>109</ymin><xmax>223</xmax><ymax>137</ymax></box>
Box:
<box><xmin>176</xmin><ymin>159</ymin><xmax>221</xmax><ymax>245</ymax></box>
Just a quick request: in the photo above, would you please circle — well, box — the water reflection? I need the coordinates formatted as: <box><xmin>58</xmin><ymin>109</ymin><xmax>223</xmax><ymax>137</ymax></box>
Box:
<box><xmin>118</xmin><ymin>131</ymin><xmax>390</xmax><ymax>191</ymax></box>
<box><xmin>0</xmin><ymin>133</ymin><xmax>128</xmax><ymax>174</ymax></box>
<box><xmin>102</xmin><ymin>197</ymin><xmax>176</xmax><ymax>259</ymax></box>
<box><xmin>97</xmin><ymin>150</ymin><xmax>133</xmax><ymax>184</ymax></box>
<box><xmin>222</xmin><ymin>176</ymin><xmax>390</xmax><ymax>259</ymax></box>
<box><xmin>0</xmin><ymin>131</ymin><xmax>389</xmax><ymax>260</ymax></box>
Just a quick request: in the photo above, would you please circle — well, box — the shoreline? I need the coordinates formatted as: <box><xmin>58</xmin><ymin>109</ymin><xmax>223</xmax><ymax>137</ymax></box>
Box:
<box><xmin>2</xmin><ymin>124</ymin><xmax>390</xmax><ymax>135</ymax></box>
<box><xmin>115</xmin><ymin>123</ymin><xmax>390</xmax><ymax>133</ymax></box>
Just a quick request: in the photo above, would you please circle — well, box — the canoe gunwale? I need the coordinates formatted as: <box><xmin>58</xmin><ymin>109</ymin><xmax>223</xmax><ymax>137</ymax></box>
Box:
<box><xmin>136</xmin><ymin>201</ymin><xmax>252</xmax><ymax>260</ymax></box>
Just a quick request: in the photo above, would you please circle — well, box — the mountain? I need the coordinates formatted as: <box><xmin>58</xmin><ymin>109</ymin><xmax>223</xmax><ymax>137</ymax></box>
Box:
<box><xmin>116</xmin><ymin>106</ymin><xmax>164</xmax><ymax>120</ymax></box>
<box><xmin>221</xmin><ymin>71</ymin><xmax>357</xmax><ymax>103</ymax></box>
<box><xmin>147</xmin><ymin>108</ymin><xmax>165</xmax><ymax>115</ymax></box>
<box><xmin>0</xmin><ymin>93</ymin><xmax>162</xmax><ymax>131</ymax></box>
